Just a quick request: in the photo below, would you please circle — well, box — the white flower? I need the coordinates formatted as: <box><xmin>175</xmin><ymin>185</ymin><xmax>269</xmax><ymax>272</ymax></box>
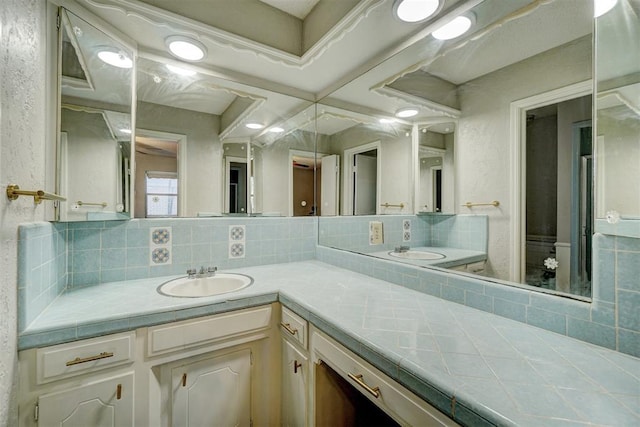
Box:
<box><xmin>606</xmin><ymin>210</ymin><xmax>620</xmax><ymax>224</ymax></box>
<box><xmin>544</xmin><ymin>257</ymin><xmax>559</xmax><ymax>270</ymax></box>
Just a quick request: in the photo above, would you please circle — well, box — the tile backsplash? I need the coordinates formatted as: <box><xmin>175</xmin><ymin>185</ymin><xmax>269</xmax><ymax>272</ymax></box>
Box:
<box><xmin>17</xmin><ymin>222</ymin><xmax>67</xmax><ymax>331</ymax></box>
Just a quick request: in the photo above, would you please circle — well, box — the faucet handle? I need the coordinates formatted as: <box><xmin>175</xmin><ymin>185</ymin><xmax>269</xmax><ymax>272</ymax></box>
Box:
<box><xmin>187</xmin><ymin>268</ymin><xmax>196</xmax><ymax>278</ymax></box>
<box><xmin>208</xmin><ymin>266</ymin><xmax>217</xmax><ymax>273</ymax></box>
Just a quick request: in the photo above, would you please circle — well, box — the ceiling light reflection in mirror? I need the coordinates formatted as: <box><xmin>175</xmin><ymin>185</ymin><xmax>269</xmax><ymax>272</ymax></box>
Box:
<box><xmin>393</xmin><ymin>0</ymin><xmax>442</xmax><ymax>23</ymax></box>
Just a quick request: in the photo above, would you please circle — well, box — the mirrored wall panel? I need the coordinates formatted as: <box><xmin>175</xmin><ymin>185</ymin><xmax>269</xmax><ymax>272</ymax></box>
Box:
<box><xmin>57</xmin><ymin>8</ymin><xmax>133</xmax><ymax>221</ymax></box>
<box><xmin>317</xmin><ymin>0</ymin><xmax>599</xmax><ymax>298</ymax></box>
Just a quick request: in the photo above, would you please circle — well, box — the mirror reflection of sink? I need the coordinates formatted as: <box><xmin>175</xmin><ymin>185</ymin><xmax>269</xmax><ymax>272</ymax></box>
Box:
<box><xmin>158</xmin><ymin>273</ymin><xmax>253</xmax><ymax>298</ymax></box>
<box><xmin>388</xmin><ymin>250</ymin><xmax>445</xmax><ymax>260</ymax></box>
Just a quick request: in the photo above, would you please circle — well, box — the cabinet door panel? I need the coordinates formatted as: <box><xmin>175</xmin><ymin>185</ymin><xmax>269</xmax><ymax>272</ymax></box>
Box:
<box><xmin>172</xmin><ymin>349</ymin><xmax>251</xmax><ymax>427</ymax></box>
<box><xmin>282</xmin><ymin>339</ymin><xmax>308</xmax><ymax>427</ymax></box>
<box><xmin>37</xmin><ymin>372</ymin><xmax>134</xmax><ymax>427</ymax></box>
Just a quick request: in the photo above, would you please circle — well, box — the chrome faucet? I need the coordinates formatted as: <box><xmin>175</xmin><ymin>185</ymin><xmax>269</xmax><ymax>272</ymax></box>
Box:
<box><xmin>188</xmin><ymin>266</ymin><xmax>217</xmax><ymax>278</ymax></box>
<box><xmin>394</xmin><ymin>245</ymin><xmax>410</xmax><ymax>253</ymax></box>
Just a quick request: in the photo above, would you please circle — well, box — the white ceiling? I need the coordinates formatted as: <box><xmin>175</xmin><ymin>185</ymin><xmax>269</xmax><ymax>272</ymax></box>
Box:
<box><xmin>258</xmin><ymin>0</ymin><xmax>320</xmax><ymax>19</ymax></box>
<box><xmin>65</xmin><ymin>0</ymin><xmax>601</xmax><ymax>140</ymax></box>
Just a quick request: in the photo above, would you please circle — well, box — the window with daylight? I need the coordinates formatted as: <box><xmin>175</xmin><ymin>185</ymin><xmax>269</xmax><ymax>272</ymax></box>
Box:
<box><xmin>146</xmin><ymin>171</ymin><xmax>178</xmax><ymax>217</ymax></box>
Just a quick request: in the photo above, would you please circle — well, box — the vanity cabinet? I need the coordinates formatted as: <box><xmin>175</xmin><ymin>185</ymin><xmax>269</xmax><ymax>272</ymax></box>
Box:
<box><xmin>280</xmin><ymin>306</ymin><xmax>309</xmax><ymax>427</ymax></box>
<box><xmin>36</xmin><ymin>371</ymin><xmax>134</xmax><ymax>427</ymax></box>
<box><xmin>310</xmin><ymin>327</ymin><xmax>457</xmax><ymax>427</ymax></box>
<box><xmin>169</xmin><ymin>349</ymin><xmax>251</xmax><ymax>427</ymax></box>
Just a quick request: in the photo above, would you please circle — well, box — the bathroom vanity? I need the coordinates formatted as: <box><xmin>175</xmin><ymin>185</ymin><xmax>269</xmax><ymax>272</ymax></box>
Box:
<box><xmin>16</xmin><ymin>261</ymin><xmax>640</xmax><ymax>426</ymax></box>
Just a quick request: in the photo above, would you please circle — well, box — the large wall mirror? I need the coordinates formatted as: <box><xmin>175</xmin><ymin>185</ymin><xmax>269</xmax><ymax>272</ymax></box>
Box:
<box><xmin>57</xmin><ymin>7</ymin><xmax>134</xmax><ymax>221</ymax></box>
<box><xmin>53</xmin><ymin>3</ymin><xmax>315</xmax><ymax>221</ymax></box>
<box><xmin>316</xmin><ymin>0</ymin><xmax>606</xmax><ymax>299</ymax></box>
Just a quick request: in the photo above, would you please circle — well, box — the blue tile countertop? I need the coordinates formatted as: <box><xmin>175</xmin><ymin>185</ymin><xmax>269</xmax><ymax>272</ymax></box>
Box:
<box><xmin>20</xmin><ymin>261</ymin><xmax>639</xmax><ymax>426</ymax></box>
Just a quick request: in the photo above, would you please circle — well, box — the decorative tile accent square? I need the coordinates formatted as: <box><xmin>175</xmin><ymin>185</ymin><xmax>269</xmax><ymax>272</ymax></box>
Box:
<box><xmin>403</xmin><ymin>219</ymin><xmax>411</xmax><ymax>231</ymax></box>
<box><xmin>151</xmin><ymin>247</ymin><xmax>172</xmax><ymax>264</ymax></box>
<box><xmin>404</xmin><ymin>231</ymin><xmax>411</xmax><ymax>242</ymax></box>
<box><xmin>150</xmin><ymin>227</ymin><xmax>172</xmax><ymax>246</ymax></box>
<box><xmin>229</xmin><ymin>242</ymin><xmax>245</xmax><ymax>259</ymax></box>
<box><xmin>229</xmin><ymin>225</ymin><xmax>245</xmax><ymax>242</ymax></box>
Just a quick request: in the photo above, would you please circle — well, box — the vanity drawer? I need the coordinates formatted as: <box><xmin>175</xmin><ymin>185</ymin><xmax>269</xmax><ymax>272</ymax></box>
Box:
<box><xmin>312</xmin><ymin>330</ymin><xmax>456</xmax><ymax>427</ymax></box>
<box><xmin>280</xmin><ymin>306</ymin><xmax>308</xmax><ymax>349</ymax></box>
<box><xmin>36</xmin><ymin>332</ymin><xmax>135</xmax><ymax>384</ymax></box>
<box><xmin>146</xmin><ymin>305</ymin><xmax>272</xmax><ymax>357</ymax></box>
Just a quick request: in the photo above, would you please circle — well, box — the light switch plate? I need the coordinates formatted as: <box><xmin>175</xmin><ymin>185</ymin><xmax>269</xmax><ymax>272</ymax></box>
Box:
<box><xmin>369</xmin><ymin>221</ymin><xmax>384</xmax><ymax>245</ymax></box>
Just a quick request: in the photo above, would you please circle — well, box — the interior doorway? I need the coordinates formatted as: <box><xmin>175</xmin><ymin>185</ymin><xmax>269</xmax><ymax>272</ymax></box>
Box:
<box><xmin>517</xmin><ymin>90</ymin><xmax>592</xmax><ymax>296</ymax></box>
<box><xmin>343</xmin><ymin>141</ymin><xmax>381</xmax><ymax>215</ymax></box>
<box><xmin>226</xmin><ymin>156</ymin><xmax>248</xmax><ymax>214</ymax></box>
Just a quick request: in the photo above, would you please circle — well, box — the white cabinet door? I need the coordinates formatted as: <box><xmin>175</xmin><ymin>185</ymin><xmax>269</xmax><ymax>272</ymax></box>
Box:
<box><xmin>37</xmin><ymin>372</ymin><xmax>134</xmax><ymax>427</ymax></box>
<box><xmin>171</xmin><ymin>349</ymin><xmax>251</xmax><ymax>427</ymax></box>
<box><xmin>281</xmin><ymin>339</ymin><xmax>308</xmax><ymax>427</ymax></box>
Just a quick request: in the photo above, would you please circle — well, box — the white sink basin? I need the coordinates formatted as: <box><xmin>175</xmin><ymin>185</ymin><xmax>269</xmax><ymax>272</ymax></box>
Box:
<box><xmin>388</xmin><ymin>250</ymin><xmax>445</xmax><ymax>260</ymax></box>
<box><xmin>158</xmin><ymin>273</ymin><xmax>253</xmax><ymax>297</ymax></box>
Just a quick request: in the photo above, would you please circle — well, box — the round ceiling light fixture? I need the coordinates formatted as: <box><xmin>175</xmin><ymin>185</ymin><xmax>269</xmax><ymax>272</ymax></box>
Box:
<box><xmin>97</xmin><ymin>49</ymin><xmax>133</xmax><ymax>68</ymax></box>
<box><xmin>393</xmin><ymin>0</ymin><xmax>442</xmax><ymax>23</ymax></box>
<box><xmin>246</xmin><ymin>122</ymin><xmax>265</xmax><ymax>130</ymax></box>
<box><xmin>379</xmin><ymin>118</ymin><xmax>395</xmax><ymax>124</ymax></box>
<box><xmin>166</xmin><ymin>64</ymin><xmax>197</xmax><ymax>76</ymax></box>
<box><xmin>594</xmin><ymin>0</ymin><xmax>617</xmax><ymax>17</ymax></box>
<box><xmin>395</xmin><ymin>107</ymin><xmax>419</xmax><ymax>118</ymax></box>
<box><xmin>166</xmin><ymin>36</ymin><xmax>206</xmax><ymax>61</ymax></box>
<box><xmin>269</xmin><ymin>127</ymin><xmax>284</xmax><ymax>133</ymax></box>
<box><xmin>432</xmin><ymin>14</ymin><xmax>473</xmax><ymax>40</ymax></box>
<box><xmin>119</xmin><ymin>128</ymin><xmax>132</xmax><ymax>134</ymax></box>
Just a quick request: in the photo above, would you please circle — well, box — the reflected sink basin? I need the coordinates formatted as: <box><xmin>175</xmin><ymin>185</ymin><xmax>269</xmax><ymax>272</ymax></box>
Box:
<box><xmin>388</xmin><ymin>250</ymin><xmax>445</xmax><ymax>260</ymax></box>
<box><xmin>158</xmin><ymin>273</ymin><xmax>253</xmax><ymax>297</ymax></box>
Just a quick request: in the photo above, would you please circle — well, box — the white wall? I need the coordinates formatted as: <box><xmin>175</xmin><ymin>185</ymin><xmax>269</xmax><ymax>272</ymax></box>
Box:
<box><xmin>457</xmin><ymin>35</ymin><xmax>592</xmax><ymax>280</ymax></box>
<box><xmin>0</xmin><ymin>0</ymin><xmax>47</xmax><ymax>423</ymax></box>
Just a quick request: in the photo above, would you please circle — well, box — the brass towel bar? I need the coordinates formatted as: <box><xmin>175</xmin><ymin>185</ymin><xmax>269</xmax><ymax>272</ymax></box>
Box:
<box><xmin>77</xmin><ymin>200</ymin><xmax>107</xmax><ymax>208</ymax></box>
<box><xmin>462</xmin><ymin>201</ymin><xmax>500</xmax><ymax>208</ymax></box>
<box><xmin>6</xmin><ymin>184</ymin><xmax>66</xmax><ymax>205</ymax></box>
<box><xmin>380</xmin><ymin>202</ymin><xmax>405</xmax><ymax>209</ymax></box>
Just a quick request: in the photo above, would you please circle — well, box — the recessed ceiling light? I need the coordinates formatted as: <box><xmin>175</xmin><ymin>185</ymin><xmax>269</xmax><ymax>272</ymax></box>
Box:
<box><xmin>432</xmin><ymin>15</ymin><xmax>473</xmax><ymax>40</ymax></box>
<box><xmin>395</xmin><ymin>108</ymin><xmax>419</xmax><ymax>118</ymax></box>
<box><xmin>166</xmin><ymin>64</ymin><xmax>196</xmax><ymax>76</ymax></box>
<box><xmin>97</xmin><ymin>49</ymin><xmax>132</xmax><ymax>68</ymax></box>
<box><xmin>269</xmin><ymin>127</ymin><xmax>284</xmax><ymax>133</ymax></box>
<box><xmin>119</xmin><ymin>128</ymin><xmax>132</xmax><ymax>134</ymax></box>
<box><xmin>379</xmin><ymin>118</ymin><xmax>395</xmax><ymax>124</ymax></box>
<box><xmin>246</xmin><ymin>123</ymin><xmax>265</xmax><ymax>130</ymax></box>
<box><xmin>166</xmin><ymin>36</ymin><xmax>206</xmax><ymax>61</ymax></box>
<box><xmin>594</xmin><ymin>0</ymin><xmax>617</xmax><ymax>17</ymax></box>
<box><xmin>393</xmin><ymin>0</ymin><xmax>441</xmax><ymax>23</ymax></box>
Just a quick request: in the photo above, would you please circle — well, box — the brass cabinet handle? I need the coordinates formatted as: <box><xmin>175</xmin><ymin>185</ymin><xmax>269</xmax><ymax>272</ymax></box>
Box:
<box><xmin>294</xmin><ymin>360</ymin><xmax>302</xmax><ymax>374</ymax></box>
<box><xmin>281</xmin><ymin>322</ymin><xmax>298</xmax><ymax>336</ymax></box>
<box><xmin>348</xmin><ymin>373</ymin><xmax>380</xmax><ymax>398</ymax></box>
<box><xmin>116</xmin><ymin>384</ymin><xmax>122</xmax><ymax>400</ymax></box>
<box><xmin>182</xmin><ymin>373</ymin><xmax>187</xmax><ymax>387</ymax></box>
<box><xmin>66</xmin><ymin>351</ymin><xmax>114</xmax><ymax>366</ymax></box>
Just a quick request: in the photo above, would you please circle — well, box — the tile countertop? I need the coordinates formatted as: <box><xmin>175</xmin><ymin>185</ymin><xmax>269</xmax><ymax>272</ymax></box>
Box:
<box><xmin>368</xmin><ymin>246</ymin><xmax>486</xmax><ymax>268</ymax></box>
<box><xmin>20</xmin><ymin>261</ymin><xmax>640</xmax><ymax>426</ymax></box>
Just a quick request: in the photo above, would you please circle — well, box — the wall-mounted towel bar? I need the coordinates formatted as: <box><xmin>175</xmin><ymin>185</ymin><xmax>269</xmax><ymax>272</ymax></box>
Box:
<box><xmin>77</xmin><ymin>201</ymin><xmax>107</xmax><ymax>208</ymax></box>
<box><xmin>6</xmin><ymin>184</ymin><xmax>66</xmax><ymax>205</ymax></box>
<box><xmin>380</xmin><ymin>202</ymin><xmax>405</xmax><ymax>208</ymax></box>
<box><xmin>462</xmin><ymin>201</ymin><xmax>500</xmax><ymax>208</ymax></box>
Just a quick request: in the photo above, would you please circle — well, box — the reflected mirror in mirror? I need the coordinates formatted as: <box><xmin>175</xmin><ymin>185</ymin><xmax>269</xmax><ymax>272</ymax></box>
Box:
<box><xmin>135</xmin><ymin>56</ymin><xmax>314</xmax><ymax>217</ymax></box>
<box><xmin>317</xmin><ymin>0</ymin><xmax>599</xmax><ymax>299</ymax></box>
<box><xmin>595</xmin><ymin>0</ymin><xmax>640</xmax><ymax>222</ymax></box>
<box><xmin>57</xmin><ymin>8</ymin><xmax>133</xmax><ymax>221</ymax></box>
<box><xmin>314</xmin><ymin>104</ymin><xmax>413</xmax><ymax>216</ymax></box>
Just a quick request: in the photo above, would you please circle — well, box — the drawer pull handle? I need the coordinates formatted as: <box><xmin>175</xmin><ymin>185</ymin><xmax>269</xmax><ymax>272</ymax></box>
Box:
<box><xmin>348</xmin><ymin>373</ymin><xmax>380</xmax><ymax>398</ymax></box>
<box><xmin>294</xmin><ymin>360</ymin><xmax>302</xmax><ymax>374</ymax></box>
<box><xmin>116</xmin><ymin>384</ymin><xmax>122</xmax><ymax>400</ymax></box>
<box><xmin>281</xmin><ymin>322</ymin><xmax>298</xmax><ymax>336</ymax></box>
<box><xmin>182</xmin><ymin>373</ymin><xmax>187</xmax><ymax>387</ymax></box>
<box><xmin>65</xmin><ymin>351</ymin><xmax>114</xmax><ymax>366</ymax></box>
